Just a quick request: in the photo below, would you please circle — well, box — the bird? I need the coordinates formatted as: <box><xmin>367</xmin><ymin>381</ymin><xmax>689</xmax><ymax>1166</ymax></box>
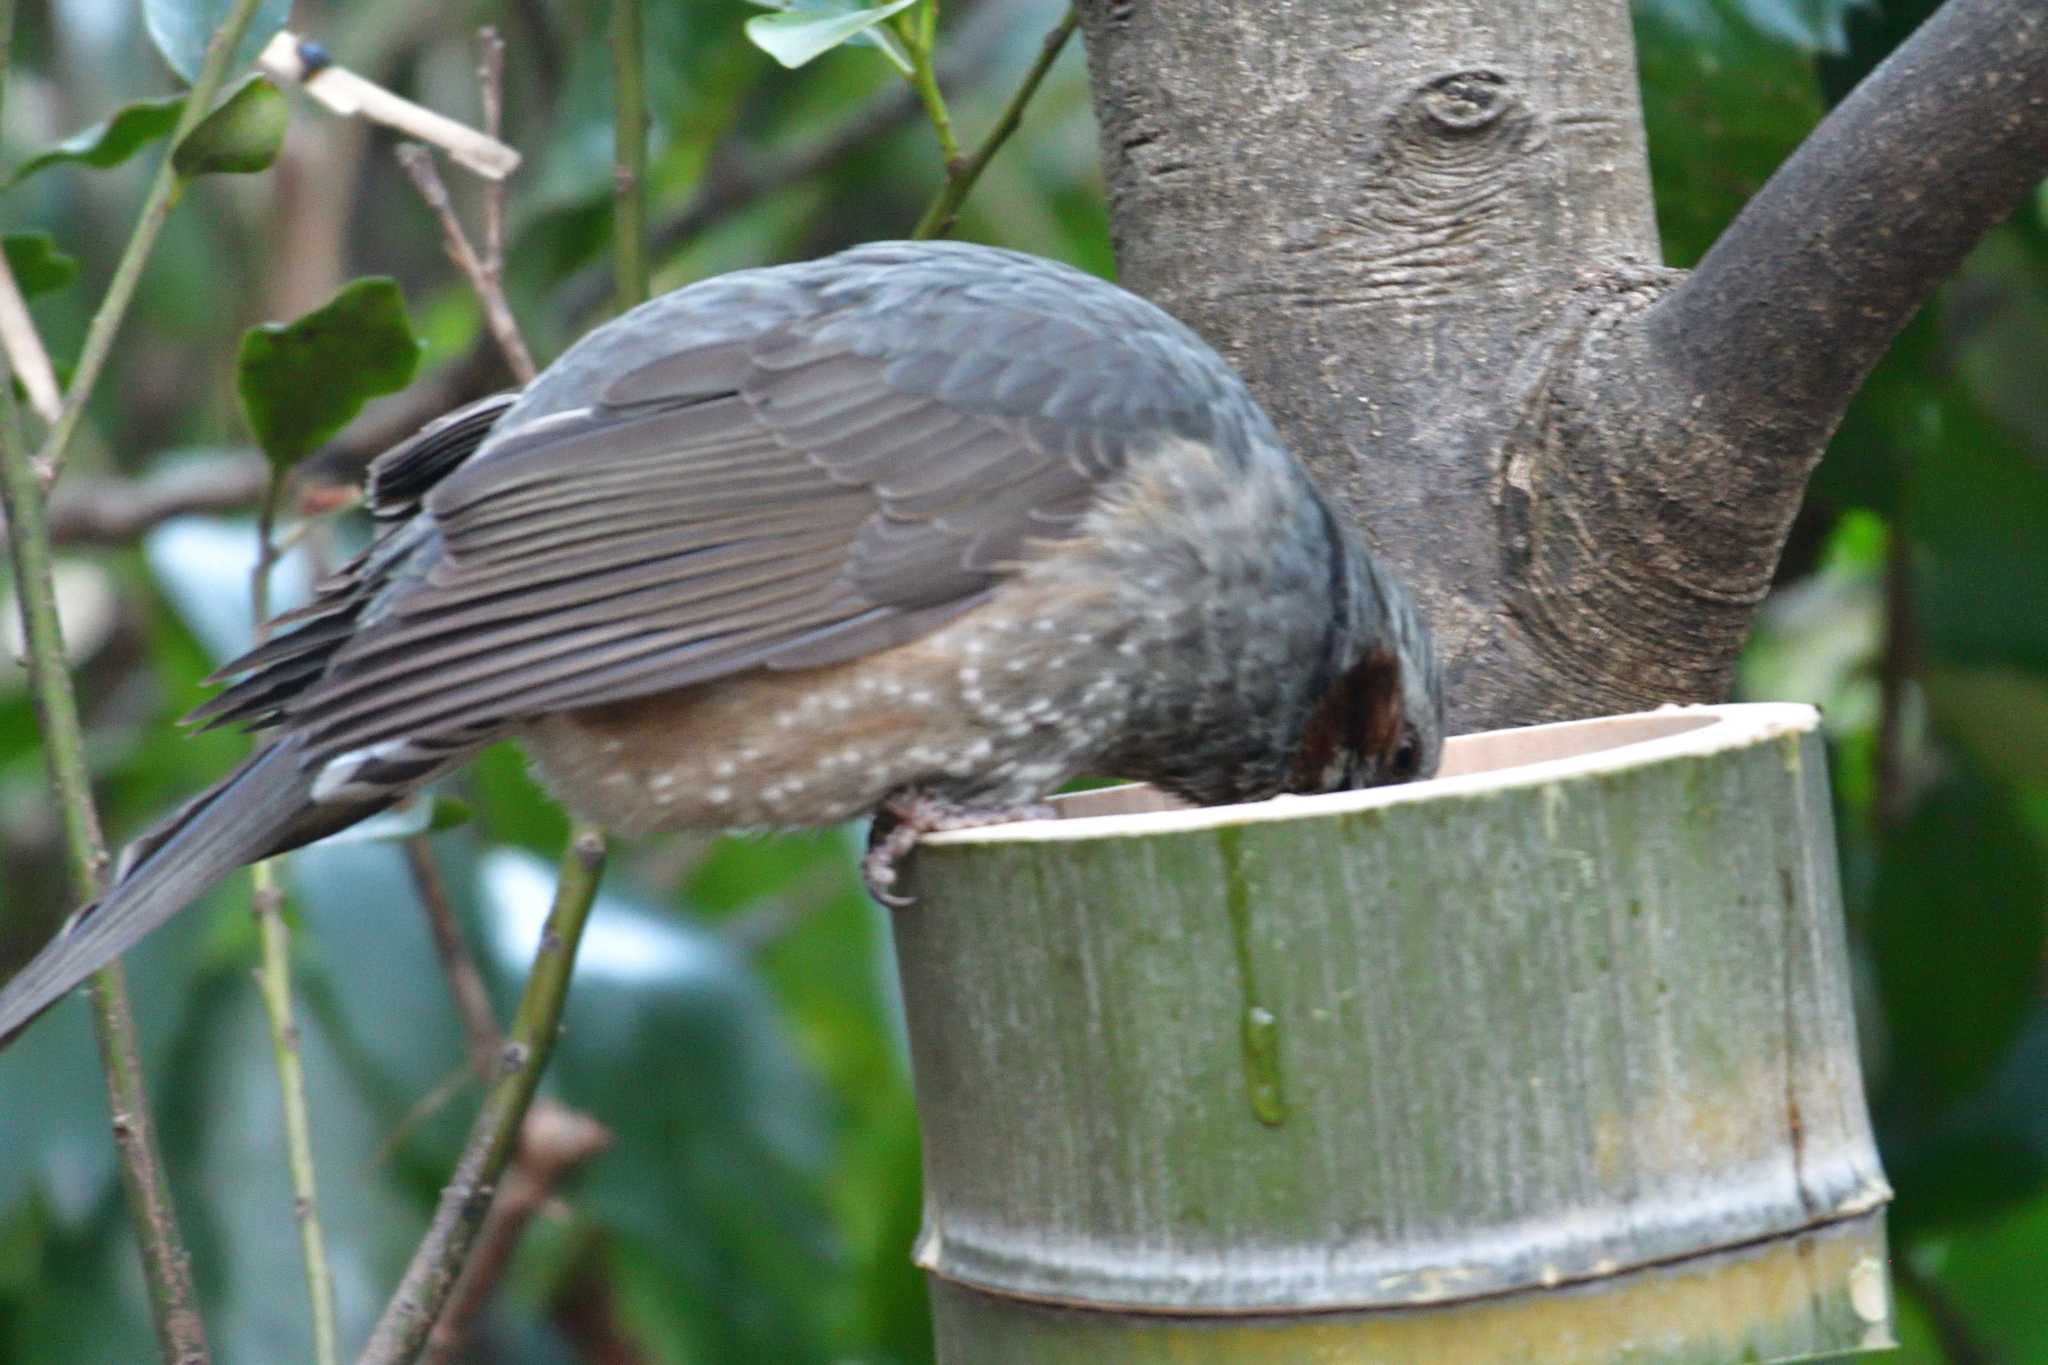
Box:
<box><xmin>0</xmin><ymin>239</ymin><xmax>1443</xmax><ymax>1047</ymax></box>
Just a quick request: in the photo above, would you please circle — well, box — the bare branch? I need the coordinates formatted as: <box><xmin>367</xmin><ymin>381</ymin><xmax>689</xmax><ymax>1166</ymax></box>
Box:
<box><xmin>912</xmin><ymin>7</ymin><xmax>1078</xmax><ymax>240</ymax></box>
<box><xmin>1648</xmin><ymin>0</ymin><xmax>2048</xmax><ymax>463</ymax></box>
<box><xmin>358</xmin><ymin>826</ymin><xmax>608</xmax><ymax>1365</ymax></box>
<box><xmin>0</xmin><ymin>220</ymin><xmax>213</xmax><ymax>1365</ymax></box>
<box><xmin>402</xmin><ymin>835</ymin><xmax>502</xmax><ymax>1078</ymax></box>
<box><xmin>395</xmin><ymin>144</ymin><xmax>538</xmax><ymax>385</ymax></box>
<box><xmin>422</xmin><ymin>1100</ymin><xmax>612</xmax><ymax>1365</ymax></box>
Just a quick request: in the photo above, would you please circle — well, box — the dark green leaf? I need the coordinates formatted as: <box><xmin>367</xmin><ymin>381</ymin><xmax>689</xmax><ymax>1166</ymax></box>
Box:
<box><xmin>1870</xmin><ymin>776</ymin><xmax>2048</xmax><ymax>1108</ymax></box>
<box><xmin>745</xmin><ymin>0</ymin><xmax>919</xmax><ymax>72</ymax></box>
<box><xmin>1</xmin><ymin>234</ymin><xmax>78</xmax><ymax>299</ymax></box>
<box><xmin>1633</xmin><ymin>0</ymin><xmax>1826</xmax><ymax>266</ymax></box>
<box><xmin>141</xmin><ymin>0</ymin><xmax>290</xmax><ymax>85</ymax></box>
<box><xmin>171</xmin><ymin>75</ymin><xmax>287</xmax><ymax>179</ymax></box>
<box><xmin>5</xmin><ymin>97</ymin><xmax>183</xmax><ymax>187</ymax></box>
<box><xmin>236</xmin><ymin>278</ymin><xmax>423</xmax><ymax>471</ymax></box>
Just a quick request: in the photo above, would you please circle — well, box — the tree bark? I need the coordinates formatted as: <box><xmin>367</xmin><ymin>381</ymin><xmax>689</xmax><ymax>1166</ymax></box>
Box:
<box><xmin>1079</xmin><ymin>0</ymin><xmax>2048</xmax><ymax>732</ymax></box>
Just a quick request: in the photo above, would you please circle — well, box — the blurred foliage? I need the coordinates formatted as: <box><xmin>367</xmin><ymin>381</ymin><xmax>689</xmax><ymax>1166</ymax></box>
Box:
<box><xmin>0</xmin><ymin>0</ymin><xmax>2040</xmax><ymax>1361</ymax></box>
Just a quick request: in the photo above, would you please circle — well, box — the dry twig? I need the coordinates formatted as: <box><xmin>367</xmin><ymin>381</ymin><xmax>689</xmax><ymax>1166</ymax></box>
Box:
<box><xmin>422</xmin><ymin>1100</ymin><xmax>614</xmax><ymax>1365</ymax></box>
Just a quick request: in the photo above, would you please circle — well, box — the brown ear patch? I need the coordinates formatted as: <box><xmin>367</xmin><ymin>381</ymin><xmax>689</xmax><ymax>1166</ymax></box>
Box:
<box><xmin>1288</xmin><ymin>647</ymin><xmax>1404</xmax><ymax>788</ymax></box>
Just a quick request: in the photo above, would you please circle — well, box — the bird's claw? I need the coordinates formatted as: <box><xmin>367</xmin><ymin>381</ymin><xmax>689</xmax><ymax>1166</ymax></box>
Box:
<box><xmin>862</xmin><ymin>794</ymin><xmax>1058</xmax><ymax>906</ymax></box>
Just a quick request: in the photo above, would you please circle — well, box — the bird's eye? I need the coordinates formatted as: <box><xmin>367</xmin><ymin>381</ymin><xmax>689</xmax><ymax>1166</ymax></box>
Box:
<box><xmin>1391</xmin><ymin>741</ymin><xmax>1419</xmax><ymax>779</ymax></box>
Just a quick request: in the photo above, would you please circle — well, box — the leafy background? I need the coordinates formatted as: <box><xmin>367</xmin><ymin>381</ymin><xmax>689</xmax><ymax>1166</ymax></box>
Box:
<box><xmin>0</xmin><ymin>0</ymin><xmax>2042</xmax><ymax>1360</ymax></box>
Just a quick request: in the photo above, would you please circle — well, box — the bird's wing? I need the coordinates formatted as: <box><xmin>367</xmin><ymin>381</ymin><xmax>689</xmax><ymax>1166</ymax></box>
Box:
<box><xmin>203</xmin><ymin>261</ymin><xmax>1244</xmax><ymax>765</ymax></box>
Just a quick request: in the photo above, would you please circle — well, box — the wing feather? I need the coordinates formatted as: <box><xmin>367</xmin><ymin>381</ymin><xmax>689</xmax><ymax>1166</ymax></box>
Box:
<box><xmin>200</xmin><ymin>244</ymin><xmax>1270</xmax><ymax>770</ymax></box>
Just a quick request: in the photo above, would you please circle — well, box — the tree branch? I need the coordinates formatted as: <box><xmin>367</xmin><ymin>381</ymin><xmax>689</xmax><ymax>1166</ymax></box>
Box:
<box><xmin>402</xmin><ymin>835</ymin><xmax>502</xmax><ymax>1079</ymax></box>
<box><xmin>395</xmin><ymin>144</ymin><xmax>538</xmax><ymax>384</ymax></box>
<box><xmin>1648</xmin><ymin>0</ymin><xmax>2048</xmax><ymax>464</ymax></box>
<box><xmin>421</xmin><ymin>1099</ymin><xmax>612</xmax><ymax>1365</ymax></box>
<box><xmin>911</xmin><ymin>6</ymin><xmax>1077</xmax><ymax>241</ymax></box>
<box><xmin>356</xmin><ymin>825</ymin><xmax>608</xmax><ymax>1365</ymax></box>
<box><xmin>0</xmin><ymin>222</ymin><xmax>212</xmax><ymax>1365</ymax></box>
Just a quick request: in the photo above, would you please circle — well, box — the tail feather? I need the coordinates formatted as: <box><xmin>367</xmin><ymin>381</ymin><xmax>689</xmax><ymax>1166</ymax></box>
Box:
<box><xmin>0</xmin><ymin>739</ymin><xmax>374</xmax><ymax>1045</ymax></box>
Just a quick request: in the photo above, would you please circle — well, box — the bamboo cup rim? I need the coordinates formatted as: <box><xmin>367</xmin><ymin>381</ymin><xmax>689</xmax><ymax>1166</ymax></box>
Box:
<box><xmin>925</xmin><ymin>701</ymin><xmax>1820</xmax><ymax>845</ymax></box>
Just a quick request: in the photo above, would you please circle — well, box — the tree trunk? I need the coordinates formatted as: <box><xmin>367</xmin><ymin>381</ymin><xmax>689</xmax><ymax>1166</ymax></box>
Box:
<box><xmin>1078</xmin><ymin>0</ymin><xmax>2048</xmax><ymax>731</ymax></box>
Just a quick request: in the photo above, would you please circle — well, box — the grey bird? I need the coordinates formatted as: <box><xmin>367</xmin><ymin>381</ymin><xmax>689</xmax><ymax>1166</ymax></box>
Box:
<box><xmin>0</xmin><ymin>240</ymin><xmax>1442</xmax><ymax>1046</ymax></box>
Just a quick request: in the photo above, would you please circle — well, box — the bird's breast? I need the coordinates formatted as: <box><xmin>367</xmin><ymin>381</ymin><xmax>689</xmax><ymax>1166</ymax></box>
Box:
<box><xmin>514</xmin><ymin>574</ymin><xmax>1139</xmax><ymax>833</ymax></box>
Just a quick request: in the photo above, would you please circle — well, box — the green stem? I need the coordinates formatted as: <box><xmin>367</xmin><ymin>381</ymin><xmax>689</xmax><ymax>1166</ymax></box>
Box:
<box><xmin>0</xmin><ymin>218</ymin><xmax>211</xmax><ymax>1365</ymax></box>
<box><xmin>357</xmin><ymin>824</ymin><xmax>609</xmax><ymax>1365</ymax></box>
<box><xmin>911</xmin><ymin>7</ymin><xmax>1076</xmax><ymax>241</ymax></box>
<box><xmin>609</xmin><ymin>0</ymin><xmax>649</xmax><ymax>312</ymax></box>
<box><xmin>252</xmin><ymin>860</ymin><xmax>339</xmax><ymax>1365</ymax></box>
<box><xmin>898</xmin><ymin>7</ymin><xmax>959</xmax><ymax>169</ymax></box>
<box><xmin>31</xmin><ymin>0</ymin><xmax>271</xmax><ymax>489</ymax></box>
<box><xmin>244</xmin><ymin>469</ymin><xmax>337</xmax><ymax>1365</ymax></box>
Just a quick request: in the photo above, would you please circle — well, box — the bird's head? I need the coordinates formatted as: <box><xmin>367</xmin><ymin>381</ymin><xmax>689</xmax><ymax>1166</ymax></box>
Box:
<box><xmin>1285</xmin><ymin>543</ymin><xmax>1443</xmax><ymax>795</ymax></box>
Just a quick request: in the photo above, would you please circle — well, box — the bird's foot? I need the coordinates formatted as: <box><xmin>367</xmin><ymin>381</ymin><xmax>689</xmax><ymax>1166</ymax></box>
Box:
<box><xmin>862</xmin><ymin>794</ymin><xmax>1057</xmax><ymax>906</ymax></box>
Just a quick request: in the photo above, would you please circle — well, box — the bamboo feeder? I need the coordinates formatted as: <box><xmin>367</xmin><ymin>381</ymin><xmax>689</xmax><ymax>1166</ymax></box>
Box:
<box><xmin>892</xmin><ymin>703</ymin><xmax>1893</xmax><ymax>1361</ymax></box>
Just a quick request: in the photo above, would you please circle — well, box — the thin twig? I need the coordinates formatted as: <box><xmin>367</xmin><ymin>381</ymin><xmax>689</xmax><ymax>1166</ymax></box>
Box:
<box><xmin>0</xmin><ymin>195</ymin><xmax>212</xmax><ymax>1365</ymax></box>
<box><xmin>394</xmin><ymin>145</ymin><xmax>537</xmax><ymax>384</ymax></box>
<box><xmin>609</xmin><ymin>0</ymin><xmax>649</xmax><ymax>312</ymax></box>
<box><xmin>243</xmin><ymin>469</ymin><xmax>339</xmax><ymax>1365</ymax></box>
<box><xmin>251</xmin><ymin>860</ymin><xmax>340</xmax><ymax>1365</ymax></box>
<box><xmin>357</xmin><ymin>825</ymin><xmax>609</xmax><ymax>1365</ymax></box>
<box><xmin>0</xmin><ymin>242</ymin><xmax>60</xmax><ymax>423</ymax></box>
<box><xmin>403</xmin><ymin>835</ymin><xmax>502</xmax><ymax>1077</ymax></box>
<box><xmin>87</xmin><ymin>966</ymin><xmax>212</xmax><ymax>1365</ymax></box>
<box><xmin>912</xmin><ymin>6</ymin><xmax>1076</xmax><ymax>240</ymax></box>
<box><xmin>422</xmin><ymin>1099</ymin><xmax>612</xmax><ymax>1365</ymax></box>
<box><xmin>556</xmin><ymin>3</ymin><xmax>1015</xmax><ymax>325</ymax></box>
<box><xmin>32</xmin><ymin>0</ymin><xmax>273</xmax><ymax>490</ymax></box>
<box><xmin>477</xmin><ymin>29</ymin><xmax>510</xmax><ymax>284</ymax></box>
<box><xmin>1647</xmin><ymin>0</ymin><xmax>2048</xmax><ymax>462</ymax></box>
<box><xmin>897</xmin><ymin>6</ymin><xmax>960</xmax><ymax>169</ymax></box>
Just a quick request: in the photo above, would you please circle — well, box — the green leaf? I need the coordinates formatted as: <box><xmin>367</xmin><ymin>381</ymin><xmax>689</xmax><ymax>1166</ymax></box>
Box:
<box><xmin>1</xmin><ymin>234</ymin><xmax>78</xmax><ymax>299</ymax></box>
<box><xmin>5</xmin><ymin>96</ymin><xmax>183</xmax><ymax>187</ymax></box>
<box><xmin>1633</xmin><ymin>0</ymin><xmax>1826</xmax><ymax>267</ymax></box>
<box><xmin>1870</xmin><ymin>776</ymin><xmax>2048</xmax><ymax>1109</ymax></box>
<box><xmin>171</xmin><ymin>75</ymin><xmax>287</xmax><ymax>179</ymax></box>
<box><xmin>744</xmin><ymin>0</ymin><xmax>920</xmax><ymax>71</ymax></box>
<box><xmin>141</xmin><ymin>0</ymin><xmax>290</xmax><ymax>84</ymax></box>
<box><xmin>236</xmin><ymin>278</ymin><xmax>423</xmax><ymax>471</ymax></box>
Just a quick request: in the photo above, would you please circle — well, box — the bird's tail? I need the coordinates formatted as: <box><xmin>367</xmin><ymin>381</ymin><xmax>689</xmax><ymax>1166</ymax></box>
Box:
<box><xmin>0</xmin><ymin>738</ymin><xmax>377</xmax><ymax>1045</ymax></box>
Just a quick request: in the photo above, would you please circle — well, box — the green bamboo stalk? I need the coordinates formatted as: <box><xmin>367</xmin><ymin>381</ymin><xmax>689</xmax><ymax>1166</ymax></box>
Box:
<box><xmin>911</xmin><ymin>7</ymin><xmax>1077</xmax><ymax>241</ymax></box>
<box><xmin>0</xmin><ymin>240</ymin><xmax>211</xmax><ymax>1365</ymax></box>
<box><xmin>609</xmin><ymin>0</ymin><xmax>649</xmax><ymax>312</ymax></box>
<box><xmin>32</xmin><ymin>0</ymin><xmax>272</xmax><ymax>488</ymax></box>
<box><xmin>356</xmin><ymin>825</ymin><xmax>609</xmax><ymax>1365</ymax></box>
